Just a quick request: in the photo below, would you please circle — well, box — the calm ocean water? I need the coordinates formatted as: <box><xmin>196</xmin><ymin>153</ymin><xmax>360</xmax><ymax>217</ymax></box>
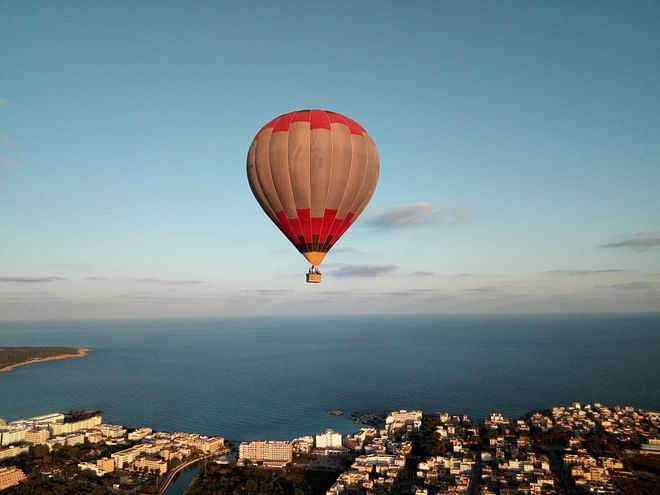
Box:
<box><xmin>1</xmin><ymin>315</ymin><xmax>659</xmax><ymax>441</ymax></box>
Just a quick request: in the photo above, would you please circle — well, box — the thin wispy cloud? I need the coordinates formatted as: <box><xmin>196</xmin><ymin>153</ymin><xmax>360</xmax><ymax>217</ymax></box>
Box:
<box><xmin>328</xmin><ymin>264</ymin><xmax>398</xmax><ymax>277</ymax></box>
<box><xmin>86</xmin><ymin>277</ymin><xmax>108</xmax><ymax>281</ymax></box>
<box><xmin>608</xmin><ymin>282</ymin><xmax>653</xmax><ymax>290</ymax></box>
<box><xmin>382</xmin><ymin>288</ymin><xmax>438</xmax><ymax>297</ymax></box>
<box><xmin>0</xmin><ymin>276</ymin><xmax>66</xmax><ymax>283</ymax></box>
<box><xmin>546</xmin><ymin>269</ymin><xmax>624</xmax><ymax>276</ymax></box>
<box><xmin>464</xmin><ymin>287</ymin><xmax>499</xmax><ymax>293</ymax></box>
<box><xmin>410</xmin><ymin>271</ymin><xmax>434</xmax><ymax>277</ymax></box>
<box><xmin>0</xmin><ymin>97</ymin><xmax>9</xmax><ymax>107</ymax></box>
<box><xmin>365</xmin><ymin>203</ymin><xmax>471</xmax><ymax>230</ymax></box>
<box><xmin>599</xmin><ymin>233</ymin><xmax>660</xmax><ymax>250</ymax></box>
<box><xmin>133</xmin><ymin>278</ymin><xmax>204</xmax><ymax>286</ymax></box>
<box><xmin>448</xmin><ymin>273</ymin><xmax>504</xmax><ymax>278</ymax></box>
<box><xmin>242</xmin><ymin>289</ymin><xmax>293</xmax><ymax>296</ymax></box>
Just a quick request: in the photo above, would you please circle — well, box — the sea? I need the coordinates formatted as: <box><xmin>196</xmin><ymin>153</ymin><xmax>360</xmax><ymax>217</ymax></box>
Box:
<box><xmin>2</xmin><ymin>314</ymin><xmax>659</xmax><ymax>440</ymax></box>
<box><xmin>2</xmin><ymin>314</ymin><xmax>659</xmax><ymax>494</ymax></box>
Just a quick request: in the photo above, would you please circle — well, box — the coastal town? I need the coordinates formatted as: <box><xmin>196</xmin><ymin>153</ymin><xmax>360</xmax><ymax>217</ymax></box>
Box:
<box><xmin>0</xmin><ymin>402</ymin><xmax>658</xmax><ymax>494</ymax></box>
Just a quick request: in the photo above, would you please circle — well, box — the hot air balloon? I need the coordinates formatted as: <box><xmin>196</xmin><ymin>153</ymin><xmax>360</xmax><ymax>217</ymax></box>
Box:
<box><xmin>247</xmin><ymin>109</ymin><xmax>379</xmax><ymax>283</ymax></box>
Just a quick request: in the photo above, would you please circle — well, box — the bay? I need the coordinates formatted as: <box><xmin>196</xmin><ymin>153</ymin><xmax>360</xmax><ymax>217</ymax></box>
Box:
<box><xmin>1</xmin><ymin>314</ymin><xmax>659</xmax><ymax>441</ymax></box>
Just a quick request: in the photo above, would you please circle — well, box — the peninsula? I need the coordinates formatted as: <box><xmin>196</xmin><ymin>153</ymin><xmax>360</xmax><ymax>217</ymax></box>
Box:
<box><xmin>0</xmin><ymin>347</ymin><xmax>89</xmax><ymax>373</ymax></box>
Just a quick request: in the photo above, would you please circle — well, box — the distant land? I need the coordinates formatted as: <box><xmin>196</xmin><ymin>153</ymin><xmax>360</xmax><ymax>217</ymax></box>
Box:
<box><xmin>0</xmin><ymin>347</ymin><xmax>89</xmax><ymax>373</ymax></box>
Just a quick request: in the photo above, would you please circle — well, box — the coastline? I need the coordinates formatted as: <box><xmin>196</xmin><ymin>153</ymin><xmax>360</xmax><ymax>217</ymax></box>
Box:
<box><xmin>0</xmin><ymin>347</ymin><xmax>90</xmax><ymax>373</ymax></box>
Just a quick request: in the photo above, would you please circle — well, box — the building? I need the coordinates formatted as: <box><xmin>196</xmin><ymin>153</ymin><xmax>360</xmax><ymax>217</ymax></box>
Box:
<box><xmin>24</xmin><ymin>428</ymin><xmax>50</xmax><ymax>445</ymax></box>
<box><xmin>99</xmin><ymin>424</ymin><xmax>126</xmax><ymax>439</ymax></box>
<box><xmin>97</xmin><ymin>457</ymin><xmax>115</xmax><ymax>473</ymax></box>
<box><xmin>293</xmin><ymin>436</ymin><xmax>314</xmax><ymax>454</ymax></box>
<box><xmin>160</xmin><ymin>446</ymin><xmax>191</xmax><ymax>462</ymax></box>
<box><xmin>85</xmin><ymin>430</ymin><xmax>103</xmax><ymax>443</ymax></box>
<box><xmin>190</xmin><ymin>435</ymin><xmax>224</xmax><ymax>453</ymax></box>
<box><xmin>127</xmin><ymin>427</ymin><xmax>152</xmax><ymax>441</ymax></box>
<box><xmin>49</xmin><ymin>415</ymin><xmax>102</xmax><ymax>436</ymax></box>
<box><xmin>0</xmin><ymin>467</ymin><xmax>27</xmax><ymax>491</ymax></box>
<box><xmin>316</xmin><ymin>429</ymin><xmax>342</xmax><ymax>449</ymax></box>
<box><xmin>385</xmin><ymin>410</ymin><xmax>423</xmax><ymax>433</ymax></box>
<box><xmin>0</xmin><ymin>427</ymin><xmax>27</xmax><ymax>446</ymax></box>
<box><xmin>0</xmin><ymin>445</ymin><xmax>29</xmax><ymax>461</ymax></box>
<box><xmin>24</xmin><ymin>413</ymin><xmax>65</xmax><ymax>425</ymax></box>
<box><xmin>112</xmin><ymin>445</ymin><xmax>148</xmax><ymax>469</ymax></box>
<box><xmin>65</xmin><ymin>432</ymin><xmax>85</xmax><ymax>446</ymax></box>
<box><xmin>78</xmin><ymin>462</ymin><xmax>107</xmax><ymax>476</ymax></box>
<box><xmin>239</xmin><ymin>440</ymin><xmax>293</xmax><ymax>466</ymax></box>
<box><xmin>134</xmin><ymin>456</ymin><xmax>168</xmax><ymax>475</ymax></box>
<box><xmin>46</xmin><ymin>436</ymin><xmax>66</xmax><ymax>450</ymax></box>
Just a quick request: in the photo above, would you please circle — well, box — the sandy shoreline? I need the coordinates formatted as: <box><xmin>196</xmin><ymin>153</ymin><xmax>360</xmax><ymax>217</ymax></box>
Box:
<box><xmin>0</xmin><ymin>347</ymin><xmax>90</xmax><ymax>373</ymax></box>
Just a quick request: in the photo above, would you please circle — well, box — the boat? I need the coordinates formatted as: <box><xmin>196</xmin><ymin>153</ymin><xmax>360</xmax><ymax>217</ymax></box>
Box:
<box><xmin>329</xmin><ymin>410</ymin><xmax>343</xmax><ymax>416</ymax></box>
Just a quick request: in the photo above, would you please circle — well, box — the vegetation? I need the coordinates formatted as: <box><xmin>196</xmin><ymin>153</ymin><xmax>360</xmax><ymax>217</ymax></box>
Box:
<box><xmin>409</xmin><ymin>415</ymin><xmax>447</xmax><ymax>459</ymax></box>
<box><xmin>186</xmin><ymin>464</ymin><xmax>341</xmax><ymax>495</ymax></box>
<box><xmin>0</xmin><ymin>346</ymin><xmax>83</xmax><ymax>370</ymax></box>
<box><xmin>530</xmin><ymin>426</ymin><xmax>569</xmax><ymax>448</ymax></box>
<box><xmin>3</xmin><ymin>478</ymin><xmax>113</xmax><ymax>495</ymax></box>
<box><xmin>612</xmin><ymin>474</ymin><xmax>660</xmax><ymax>495</ymax></box>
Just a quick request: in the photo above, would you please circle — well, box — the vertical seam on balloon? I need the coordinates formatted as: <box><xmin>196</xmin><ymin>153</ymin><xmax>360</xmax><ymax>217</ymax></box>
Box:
<box><xmin>267</xmin><ymin>116</ymin><xmax>286</xmax><ymax>237</ymax></box>
<box><xmin>249</xmin><ymin>140</ymin><xmax>271</xmax><ymax>222</ymax></box>
<box><xmin>308</xmin><ymin>111</ymin><xmax>314</xmax><ymax>252</ymax></box>
<box><xmin>319</xmin><ymin>110</ymin><xmax>334</xmax><ymax>253</ymax></box>
<box><xmin>354</xmin><ymin>137</ymin><xmax>379</xmax><ymax>217</ymax></box>
<box><xmin>254</xmin><ymin>133</ymin><xmax>275</xmax><ymax>220</ymax></box>
<box><xmin>285</xmin><ymin>113</ymin><xmax>301</xmax><ymax>252</ymax></box>
<box><xmin>345</xmin><ymin>134</ymin><xmax>370</xmax><ymax>228</ymax></box>
<box><xmin>326</xmin><ymin>121</ymin><xmax>354</xmax><ymax>249</ymax></box>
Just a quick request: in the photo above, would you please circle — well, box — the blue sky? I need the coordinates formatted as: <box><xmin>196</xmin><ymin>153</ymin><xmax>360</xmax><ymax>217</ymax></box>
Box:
<box><xmin>1</xmin><ymin>1</ymin><xmax>659</xmax><ymax>319</ymax></box>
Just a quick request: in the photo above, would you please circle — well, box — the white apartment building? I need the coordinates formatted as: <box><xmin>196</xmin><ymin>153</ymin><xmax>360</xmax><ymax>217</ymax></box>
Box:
<box><xmin>239</xmin><ymin>440</ymin><xmax>292</xmax><ymax>464</ymax></box>
<box><xmin>0</xmin><ymin>427</ymin><xmax>27</xmax><ymax>446</ymax></box>
<box><xmin>49</xmin><ymin>415</ymin><xmax>102</xmax><ymax>435</ymax></box>
<box><xmin>316</xmin><ymin>429</ymin><xmax>342</xmax><ymax>449</ymax></box>
<box><xmin>385</xmin><ymin>410</ymin><xmax>423</xmax><ymax>433</ymax></box>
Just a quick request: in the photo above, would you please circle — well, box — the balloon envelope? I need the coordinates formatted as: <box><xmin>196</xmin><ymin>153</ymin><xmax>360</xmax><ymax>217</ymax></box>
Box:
<box><xmin>247</xmin><ymin>109</ymin><xmax>379</xmax><ymax>266</ymax></box>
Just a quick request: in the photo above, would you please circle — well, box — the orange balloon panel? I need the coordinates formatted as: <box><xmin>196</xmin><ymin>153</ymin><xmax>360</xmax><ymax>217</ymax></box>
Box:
<box><xmin>247</xmin><ymin>110</ymin><xmax>379</xmax><ymax>266</ymax></box>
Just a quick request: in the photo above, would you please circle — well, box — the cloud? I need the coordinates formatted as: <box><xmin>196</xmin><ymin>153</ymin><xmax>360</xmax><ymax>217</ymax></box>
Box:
<box><xmin>86</xmin><ymin>277</ymin><xmax>108</xmax><ymax>281</ymax></box>
<box><xmin>447</xmin><ymin>273</ymin><xmax>504</xmax><ymax>278</ymax></box>
<box><xmin>545</xmin><ymin>269</ymin><xmax>624</xmax><ymax>276</ymax></box>
<box><xmin>599</xmin><ymin>233</ymin><xmax>660</xmax><ymax>250</ymax></box>
<box><xmin>133</xmin><ymin>278</ymin><xmax>204</xmax><ymax>286</ymax></box>
<box><xmin>0</xmin><ymin>97</ymin><xmax>8</xmax><ymax>107</ymax></box>
<box><xmin>608</xmin><ymin>282</ymin><xmax>653</xmax><ymax>290</ymax></box>
<box><xmin>410</xmin><ymin>271</ymin><xmax>434</xmax><ymax>277</ymax></box>
<box><xmin>365</xmin><ymin>203</ymin><xmax>471</xmax><ymax>229</ymax></box>
<box><xmin>241</xmin><ymin>289</ymin><xmax>293</xmax><ymax>296</ymax></box>
<box><xmin>0</xmin><ymin>276</ymin><xmax>66</xmax><ymax>283</ymax></box>
<box><xmin>381</xmin><ymin>288</ymin><xmax>438</xmax><ymax>297</ymax></box>
<box><xmin>327</xmin><ymin>264</ymin><xmax>398</xmax><ymax>277</ymax></box>
<box><xmin>464</xmin><ymin>287</ymin><xmax>499</xmax><ymax>293</ymax></box>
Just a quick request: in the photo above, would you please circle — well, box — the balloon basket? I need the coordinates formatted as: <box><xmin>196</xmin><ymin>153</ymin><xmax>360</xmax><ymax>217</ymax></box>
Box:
<box><xmin>306</xmin><ymin>272</ymin><xmax>322</xmax><ymax>283</ymax></box>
